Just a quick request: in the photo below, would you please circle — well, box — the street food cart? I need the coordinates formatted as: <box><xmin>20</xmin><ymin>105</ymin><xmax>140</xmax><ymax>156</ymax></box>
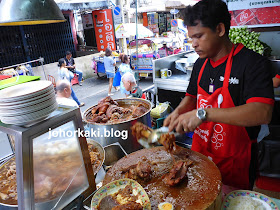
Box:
<box><xmin>129</xmin><ymin>38</ymin><xmax>176</xmax><ymax>77</ymax></box>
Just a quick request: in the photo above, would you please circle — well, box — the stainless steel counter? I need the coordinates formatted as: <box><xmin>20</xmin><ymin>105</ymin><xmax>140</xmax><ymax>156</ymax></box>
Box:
<box><xmin>153</xmin><ymin>51</ymin><xmax>195</xmax><ymax>94</ymax></box>
<box><xmin>154</xmin><ymin>75</ymin><xmax>190</xmax><ymax>92</ymax></box>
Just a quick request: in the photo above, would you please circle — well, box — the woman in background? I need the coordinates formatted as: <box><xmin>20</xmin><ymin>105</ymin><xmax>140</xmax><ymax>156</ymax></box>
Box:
<box><xmin>118</xmin><ymin>53</ymin><xmax>133</xmax><ymax>97</ymax></box>
<box><xmin>58</xmin><ymin>58</ymin><xmax>84</xmax><ymax>107</ymax></box>
<box><xmin>104</xmin><ymin>48</ymin><xmax>118</xmax><ymax>96</ymax></box>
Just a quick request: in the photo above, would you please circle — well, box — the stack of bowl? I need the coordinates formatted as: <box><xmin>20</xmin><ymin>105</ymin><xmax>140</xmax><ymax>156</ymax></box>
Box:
<box><xmin>0</xmin><ymin>81</ymin><xmax>57</xmax><ymax>126</ymax></box>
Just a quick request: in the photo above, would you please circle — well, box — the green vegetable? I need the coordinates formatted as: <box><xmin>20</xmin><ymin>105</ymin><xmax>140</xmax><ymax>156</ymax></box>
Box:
<box><xmin>229</xmin><ymin>27</ymin><xmax>271</xmax><ymax>57</ymax></box>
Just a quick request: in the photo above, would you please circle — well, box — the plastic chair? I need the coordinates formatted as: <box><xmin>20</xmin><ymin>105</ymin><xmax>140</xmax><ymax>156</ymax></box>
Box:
<box><xmin>47</xmin><ymin>75</ymin><xmax>56</xmax><ymax>92</ymax></box>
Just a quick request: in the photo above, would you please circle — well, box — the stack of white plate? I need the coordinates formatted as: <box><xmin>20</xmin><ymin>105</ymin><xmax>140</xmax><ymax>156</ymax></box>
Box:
<box><xmin>0</xmin><ymin>81</ymin><xmax>58</xmax><ymax>126</ymax></box>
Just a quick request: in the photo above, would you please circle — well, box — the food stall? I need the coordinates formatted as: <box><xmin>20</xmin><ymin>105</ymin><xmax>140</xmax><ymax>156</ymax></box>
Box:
<box><xmin>0</xmin><ymin>79</ymin><xmax>279</xmax><ymax>209</ymax></box>
<box><xmin>129</xmin><ymin>37</ymin><xmax>179</xmax><ymax>77</ymax></box>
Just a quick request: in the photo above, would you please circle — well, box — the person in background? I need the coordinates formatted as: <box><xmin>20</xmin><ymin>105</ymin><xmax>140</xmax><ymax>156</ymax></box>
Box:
<box><xmin>58</xmin><ymin>58</ymin><xmax>85</xmax><ymax>107</ymax></box>
<box><xmin>159</xmin><ymin>42</ymin><xmax>173</xmax><ymax>57</ymax></box>
<box><xmin>56</xmin><ymin>80</ymin><xmax>79</xmax><ymax>108</ymax></box>
<box><xmin>164</xmin><ymin>0</ymin><xmax>274</xmax><ymax>190</ymax></box>
<box><xmin>118</xmin><ymin>53</ymin><xmax>133</xmax><ymax>97</ymax></box>
<box><xmin>104</xmin><ymin>48</ymin><xmax>118</xmax><ymax>96</ymax></box>
<box><xmin>122</xmin><ymin>72</ymin><xmax>146</xmax><ymax>99</ymax></box>
<box><xmin>64</xmin><ymin>51</ymin><xmax>83</xmax><ymax>86</ymax></box>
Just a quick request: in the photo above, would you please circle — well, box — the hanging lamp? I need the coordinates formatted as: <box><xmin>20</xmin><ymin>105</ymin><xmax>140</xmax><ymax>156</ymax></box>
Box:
<box><xmin>0</xmin><ymin>0</ymin><xmax>66</xmax><ymax>26</ymax></box>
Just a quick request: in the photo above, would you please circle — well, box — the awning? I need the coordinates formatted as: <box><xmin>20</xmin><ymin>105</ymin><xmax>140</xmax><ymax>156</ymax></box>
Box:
<box><xmin>165</xmin><ymin>0</ymin><xmax>198</xmax><ymax>9</ymax></box>
<box><xmin>55</xmin><ymin>0</ymin><xmax>108</xmax><ymax>10</ymax></box>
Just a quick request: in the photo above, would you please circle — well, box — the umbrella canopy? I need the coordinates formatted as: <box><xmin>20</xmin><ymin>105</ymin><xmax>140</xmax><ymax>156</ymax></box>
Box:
<box><xmin>115</xmin><ymin>23</ymin><xmax>154</xmax><ymax>39</ymax></box>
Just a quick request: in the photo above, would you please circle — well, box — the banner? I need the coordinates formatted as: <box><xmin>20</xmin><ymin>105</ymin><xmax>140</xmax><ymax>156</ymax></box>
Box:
<box><xmin>227</xmin><ymin>0</ymin><xmax>280</xmax><ymax>11</ymax></box>
<box><xmin>147</xmin><ymin>12</ymin><xmax>159</xmax><ymax>33</ymax></box>
<box><xmin>92</xmin><ymin>9</ymin><xmax>116</xmax><ymax>51</ymax></box>
<box><xmin>230</xmin><ymin>6</ymin><xmax>280</xmax><ymax>27</ymax></box>
<box><xmin>82</xmin><ymin>14</ymin><xmax>94</xmax><ymax>29</ymax></box>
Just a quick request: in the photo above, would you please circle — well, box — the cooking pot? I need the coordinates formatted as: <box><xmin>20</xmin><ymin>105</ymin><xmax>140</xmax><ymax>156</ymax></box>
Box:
<box><xmin>83</xmin><ymin>98</ymin><xmax>152</xmax><ymax>154</ymax></box>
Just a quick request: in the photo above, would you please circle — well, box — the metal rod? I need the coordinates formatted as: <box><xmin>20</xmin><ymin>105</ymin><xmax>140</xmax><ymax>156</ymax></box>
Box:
<box><xmin>39</xmin><ymin>57</ymin><xmax>47</xmax><ymax>79</ymax></box>
<box><xmin>135</xmin><ymin>0</ymin><xmax>139</xmax><ymax>85</ymax></box>
<box><xmin>0</xmin><ymin>57</ymin><xmax>44</xmax><ymax>71</ymax></box>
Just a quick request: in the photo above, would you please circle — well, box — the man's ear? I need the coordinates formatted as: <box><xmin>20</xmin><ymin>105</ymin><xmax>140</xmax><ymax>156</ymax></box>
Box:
<box><xmin>216</xmin><ymin>23</ymin><xmax>226</xmax><ymax>37</ymax></box>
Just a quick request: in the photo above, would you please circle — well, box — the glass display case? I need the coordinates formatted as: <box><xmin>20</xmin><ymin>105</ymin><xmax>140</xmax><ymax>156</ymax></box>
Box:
<box><xmin>0</xmin><ymin>106</ymin><xmax>96</xmax><ymax>210</ymax></box>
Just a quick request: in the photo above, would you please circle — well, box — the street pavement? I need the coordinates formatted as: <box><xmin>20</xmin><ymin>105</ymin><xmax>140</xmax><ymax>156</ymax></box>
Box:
<box><xmin>72</xmin><ymin>74</ymin><xmax>154</xmax><ymax>115</ymax></box>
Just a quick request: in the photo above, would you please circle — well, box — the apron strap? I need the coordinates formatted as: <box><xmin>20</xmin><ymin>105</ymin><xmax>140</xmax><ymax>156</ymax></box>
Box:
<box><xmin>197</xmin><ymin>59</ymin><xmax>208</xmax><ymax>87</ymax></box>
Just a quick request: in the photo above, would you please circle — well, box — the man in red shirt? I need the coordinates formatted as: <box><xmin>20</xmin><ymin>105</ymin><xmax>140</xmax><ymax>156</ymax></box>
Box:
<box><xmin>164</xmin><ymin>0</ymin><xmax>274</xmax><ymax>190</ymax></box>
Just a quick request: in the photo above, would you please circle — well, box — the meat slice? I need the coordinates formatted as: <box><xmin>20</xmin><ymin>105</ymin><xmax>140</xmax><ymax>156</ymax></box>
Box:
<box><xmin>122</xmin><ymin>158</ymin><xmax>152</xmax><ymax>181</ymax></box>
<box><xmin>131</xmin><ymin>122</ymin><xmax>153</xmax><ymax>140</ymax></box>
<box><xmin>112</xmin><ymin>201</ymin><xmax>143</xmax><ymax>210</ymax></box>
<box><xmin>163</xmin><ymin>159</ymin><xmax>193</xmax><ymax>186</ymax></box>
<box><xmin>136</xmin><ymin>161</ymin><xmax>152</xmax><ymax>179</ymax></box>
<box><xmin>98</xmin><ymin>96</ymin><xmax>118</xmax><ymax>106</ymax></box>
<box><xmin>158</xmin><ymin>133</ymin><xmax>177</xmax><ymax>154</ymax></box>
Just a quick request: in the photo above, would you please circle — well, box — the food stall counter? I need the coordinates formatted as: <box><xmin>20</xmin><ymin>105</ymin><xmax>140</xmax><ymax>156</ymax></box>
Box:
<box><xmin>152</xmin><ymin>50</ymin><xmax>196</xmax><ymax>108</ymax></box>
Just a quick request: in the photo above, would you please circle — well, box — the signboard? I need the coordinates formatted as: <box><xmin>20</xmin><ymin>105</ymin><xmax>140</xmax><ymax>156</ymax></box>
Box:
<box><xmin>82</xmin><ymin>13</ymin><xmax>94</xmax><ymax>29</ymax></box>
<box><xmin>171</xmin><ymin>19</ymin><xmax>178</xmax><ymax>32</ymax></box>
<box><xmin>167</xmin><ymin>13</ymin><xmax>172</xmax><ymax>31</ymax></box>
<box><xmin>113</xmin><ymin>6</ymin><xmax>122</xmax><ymax>25</ymax></box>
<box><xmin>115</xmin><ymin>23</ymin><xmax>126</xmax><ymax>38</ymax></box>
<box><xmin>230</xmin><ymin>6</ymin><xmax>280</xmax><ymax>27</ymax></box>
<box><xmin>227</xmin><ymin>0</ymin><xmax>280</xmax><ymax>11</ymax></box>
<box><xmin>226</xmin><ymin>0</ymin><xmax>280</xmax><ymax>27</ymax></box>
<box><xmin>147</xmin><ymin>12</ymin><xmax>159</xmax><ymax>33</ymax></box>
<box><xmin>92</xmin><ymin>9</ymin><xmax>116</xmax><ymax>51</ymax></box>
<box><xmin>143</xmin><ymin>12</ymin><xmax>148</xmax><ymax>27</ymax></box>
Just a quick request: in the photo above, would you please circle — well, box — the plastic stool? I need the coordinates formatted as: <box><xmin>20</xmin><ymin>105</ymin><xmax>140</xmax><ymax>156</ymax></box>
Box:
<box><xmin>71</xmin><ymin>73</ymin><xmax>79</xmax><ymax>85</ymax></box>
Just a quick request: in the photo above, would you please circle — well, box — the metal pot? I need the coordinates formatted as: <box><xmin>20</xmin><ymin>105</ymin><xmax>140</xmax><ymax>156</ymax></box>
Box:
<box><xmin>83</xmin><ymin>98</ymin><xmax>152</xmax><ymax>154</ymax></box>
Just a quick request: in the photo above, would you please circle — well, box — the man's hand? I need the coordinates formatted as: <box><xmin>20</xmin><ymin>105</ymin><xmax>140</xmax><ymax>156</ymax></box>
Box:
<box><xmin>163</xmin><ymin>96</ymin><xmax>197</xmax><ymax>132</ymax></box>
<box><xmin>163</xmin><ymin>110</ymin><xmax>180</xmax><ymax>129</ymax></box>
<box><xmin>169</xmin><ymin>109</ymin><xmax>202</xmax><ymax>134</ymax></box>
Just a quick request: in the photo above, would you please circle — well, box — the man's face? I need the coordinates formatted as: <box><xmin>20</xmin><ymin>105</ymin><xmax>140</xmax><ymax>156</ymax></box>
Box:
<box><xmin>123</xmin><ymin>80</ymin><xmax>135</xmax><ymax>92</ymax></box>
<box><xmin>187</xmin><ymin>22</ymin><xmax>221</xmax><ymax>59</ymax></box>
<box><xmin>66</xmin><ymin>54</ymin><xmax>72</xmax><ymax>60</ymax></box>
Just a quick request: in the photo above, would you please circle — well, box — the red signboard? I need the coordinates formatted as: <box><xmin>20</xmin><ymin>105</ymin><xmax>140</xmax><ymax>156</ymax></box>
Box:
<box><xmin>92</xmin><ymin>9</ymin><xmax>116</xmax><ymax>51</ymax></box>
<box><xmin>230</xmin><ymin>6</ymin><xmax>280</xmax><ymax>27</ymax></box>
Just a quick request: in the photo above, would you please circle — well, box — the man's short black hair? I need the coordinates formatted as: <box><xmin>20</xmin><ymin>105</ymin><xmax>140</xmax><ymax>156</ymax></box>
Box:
<box><xmin>66</xmin><ymin>51</ymin><xmax>72</xmax><ymax>55</ymax></box>
<box><xmin>183</xmin><ymin>0</ymin><xmax>231</xmax><ymax>35</ymax></box>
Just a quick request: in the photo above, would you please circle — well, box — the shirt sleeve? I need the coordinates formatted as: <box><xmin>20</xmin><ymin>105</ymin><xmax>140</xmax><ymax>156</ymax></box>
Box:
<box><xmin>72</xmin><ymin>58</ymin><xmax>75</xmax><ymax>65</ymax></box>
<box><xmin>244</xmin><ymin>55</ymin><xmax>274</xmax><ymax>105</ymax></box>
<box><xmin>186</xmin><ymin>60</ymin><xmax>200</xmax><ymax>98</ymax></box>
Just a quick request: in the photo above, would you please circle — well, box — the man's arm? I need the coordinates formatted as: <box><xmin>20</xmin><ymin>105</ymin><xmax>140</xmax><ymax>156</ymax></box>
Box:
<box><xmin>65</xmin><ymin>58</ymin><xmax>75</xmax><ymax>69</ymax></box>
<box><xmin>171</xmin><ymin>102</ymin><xmax>273</xmax><ymax>133</ymax></box>
<box><xmin>273</xmin><ymin>76</ymin><xmax>280</xmax><ymax>88</ymax></box>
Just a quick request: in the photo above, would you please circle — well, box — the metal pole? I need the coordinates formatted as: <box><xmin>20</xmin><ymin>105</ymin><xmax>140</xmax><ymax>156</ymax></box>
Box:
<box><xmin>135</xmin><ymin>0</ymin><xmax>139</xmax><ymax>85</ymax></box>
<box><xmin>39</xmin><ymin>57</ymin><xmax>47</xmax><ymax>80</ymax></box>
